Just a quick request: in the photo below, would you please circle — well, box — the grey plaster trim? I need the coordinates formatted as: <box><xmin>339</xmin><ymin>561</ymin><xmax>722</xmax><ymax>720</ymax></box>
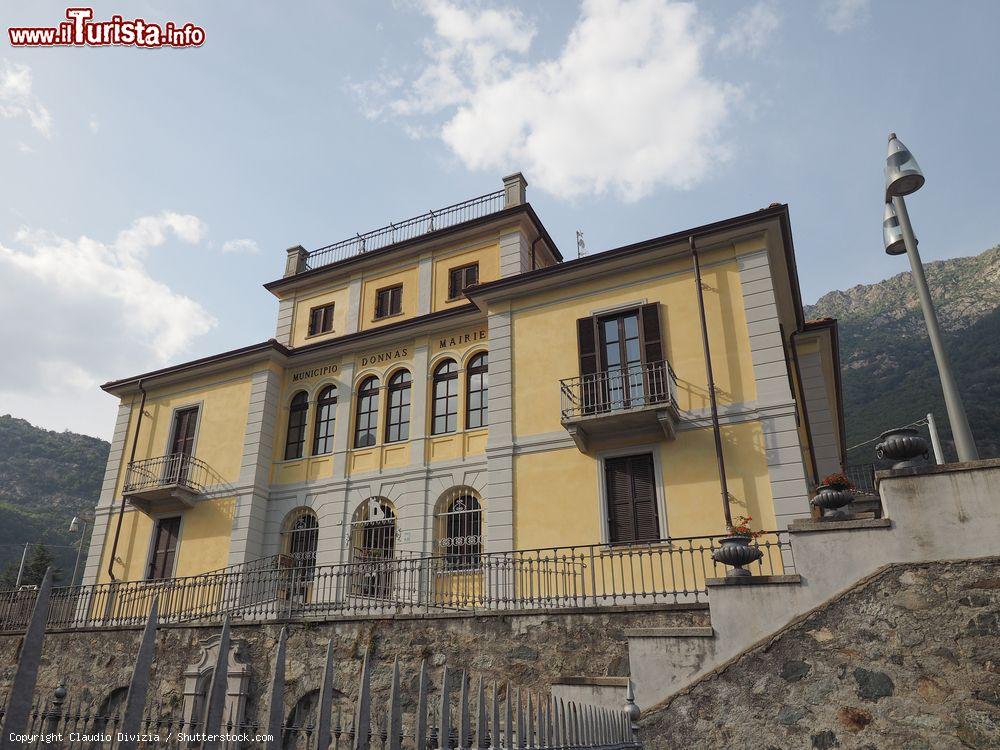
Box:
<box><xmin>417</xmin><ymin>255</ymin><xmax>433</xmax><ymax>315</ymax></box>
<box><xmin>274</xmin><ymin>297</ymin><xmax>295</xmax><ymax>346</ymax></box>
<box><xmin>624</xmin><ymin>627</ymin><xmax>714</xmax><ymax>638</ymax></box>
<box><xmin>705</xmin><ymin>574</ymin><xmax>801</xmax><ymax>587</ymax></box>
<box><xmin>788</xmin><ymin>518</ymin><xmax>892</xmax><ymax>533</ymax></box>
<box><xmin>345</xmin><ymin>277</ymin><xmax>363</xmax><ymax>335</ymax></box>
<box><xmin>875</xmin><ymin>457</ymin><xmax>1000</xmax><ymax>482</ymax></box>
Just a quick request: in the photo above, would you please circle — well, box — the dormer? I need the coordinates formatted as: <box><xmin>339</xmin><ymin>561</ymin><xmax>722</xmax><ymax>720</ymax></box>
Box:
<box><xmin>265</xmin><ymin>173</ymin><xmax>561</xmax><ymax>348</ymax></box>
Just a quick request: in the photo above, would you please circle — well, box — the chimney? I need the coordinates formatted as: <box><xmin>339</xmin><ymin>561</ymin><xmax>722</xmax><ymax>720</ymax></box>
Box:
<box><xmin>503</xmin><ymin>172</ymin><xmax>528</xmax><ymax>208</ymax></box>
<box><xmin>283</xmin><ymin>245</ymin><xmax>308</xmax><ymax>277</ymax></box>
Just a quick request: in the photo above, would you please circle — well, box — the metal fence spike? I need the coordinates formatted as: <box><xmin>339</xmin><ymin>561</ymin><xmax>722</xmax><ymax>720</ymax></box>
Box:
<box><xmin>264</xmin><ymin>626</ymin><xmax>287</xmax><ymax>750</ymax></box>
<box><xmin>202</xmin><ymin>615</ymin><xmax>231</xmax><ymax>750</ymax></box>
<box><xmin>353</xmin><ymin>646</ymin><xmax>373</xmax><ymax>750</ymax></box>
<box><xmin>437</xmin><ymin>666</ymin><xmax>451</xmax><ymax>750</ymax></box>
<box><xmin>458</xmin><ymin>671</ymin><xmax>470</xmax><ymax>750</ymax></box>
<box><xmin>317</xmin><ymin>639</ymin><xmax>337</xmax><ymax>750</ymax></box>
<box><xmin>387</xmin><ymin>658</ymin><xmax>402</xmax><ymax>750</ymax></box>
<box><xmin>415</xmin><ymin>660</ymin><xmax>429</xmax><ymax>750</ymax></box>
<box><xmin>526</xmin><ymin>694</ymin><xmax>534</xmax><ymax>750</ymax></box>
<box><xmin>475</xmin><ymin>677</ymin><xmax>487</xmax><ymax>750</ymax></box>
<box><xmin>115</xmin><ymin>596</ymin><xmax>159</xmax><ymax>750</ymax></box>
<box><xmin>0</xmin><ymin>567</ymin><xmax>53</xmax><ymax>747</ymax></box>
<box><xmin>516</xmin><ymin>689</ymin><xmax>525</xmax><ymax>750</ymax></box>
<box><xmin>490</xmin><ymin>682</ymin><xmax>500</xmax><ymax>750</ymax></box>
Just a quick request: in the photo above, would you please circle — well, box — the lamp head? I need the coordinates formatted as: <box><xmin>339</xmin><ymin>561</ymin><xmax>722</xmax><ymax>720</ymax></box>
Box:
<box><xmin>883</xmin><ymin>201</ymin><xmax>916</xmax><ymax>255</ymax></box>
<box><xmin>885</xmin><ymin>132</ymin><xmax>925</xmax><ymax>198</ymax></box>
<box><xmin>69</xmin><ymin>516</ymin><xmax>85</xmax><ymax>533</ymax></box>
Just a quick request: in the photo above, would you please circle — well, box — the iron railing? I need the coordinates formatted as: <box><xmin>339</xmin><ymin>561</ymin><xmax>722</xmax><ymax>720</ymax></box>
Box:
<box><xmin>1</xmin><ymin>575</ymin><xmax>641</xmax><ymax>750</ymax></box>
<box><xmin>123</xmin><ymin>453</ymin><xmax>218</xmax><ymax>496</ymax></box>
<box><xmin>0</xmin><ymin>533</ymin><xmax>791</xmax><ymax>633</ymax></box>
<box><xmin>843</xmin><ymin>463</ymin><xmax>887</xmax><ymax>496</ymax></box>
<box><xmin>560</xmin><ymin>361</ymin><xmax>678</xmax><ymax>421</ymax></box>
<box><xmin>305</xmin><ymin>190</ymin><xmax>507</xmax><ymax>270</ymax></box>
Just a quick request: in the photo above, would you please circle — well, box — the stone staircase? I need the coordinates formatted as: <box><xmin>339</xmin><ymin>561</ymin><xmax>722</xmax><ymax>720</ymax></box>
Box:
<box><xmin>553</xmin><ymin>458</ymin><xmax>1000</xmax><ymax>715</ymax></box>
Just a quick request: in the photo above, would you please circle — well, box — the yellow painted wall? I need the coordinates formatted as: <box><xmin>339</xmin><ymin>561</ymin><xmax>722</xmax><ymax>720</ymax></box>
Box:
<box><xmin>94</xmin><ymin>369</ymin><xmax>254</xmax><ymax>584</ymax></box>
<box><xmin>289</xmin><ymin>284</ymin><xmax>351</xmax><ymax>347</ymax></box>
<box><xmin>510</xmin><ymin>247</ymin><xmax>759</xmax><ymax>438</ymax></box>
<box><xmin>431</xmin><ymin>241</ymin><xmax>500</xmax><ymax>311</ymax></box>
<box><xmin>513</xmin><ymin>421</ymin><xmax>776</xmax><ymax>550</ymax></box>
<box><xmin>360</xmin><ymin>266</ymin><xmax>420</xmax><ymax>331</ymax></box>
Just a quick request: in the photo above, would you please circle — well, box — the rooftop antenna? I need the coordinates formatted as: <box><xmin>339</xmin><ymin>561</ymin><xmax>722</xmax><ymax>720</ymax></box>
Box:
<box><xmin>576</xmin><ymin>230</ymin><xmax>587</xmax><ymax>258</ymax></box>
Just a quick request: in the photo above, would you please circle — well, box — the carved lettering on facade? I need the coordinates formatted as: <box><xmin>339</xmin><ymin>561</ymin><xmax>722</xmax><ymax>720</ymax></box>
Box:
<box><xmin>436</xmin><ymin>328</ymin><xmax>488</xmax><ymax>350</ymax></box>
<box><xmin>291</xmin><ymin>363</ymin><xmax>339</xmax><ymax>382</ymax></box>
<box><xmin>359</xmin><ymin>348</ymin><xmax>409</xmax><ymax>368</ymax></box>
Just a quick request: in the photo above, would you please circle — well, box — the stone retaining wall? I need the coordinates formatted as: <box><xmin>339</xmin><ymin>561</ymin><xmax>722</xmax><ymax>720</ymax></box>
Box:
<box><xmin>0</xmin><ymin>605</ymin><xmax>707</xmax><ymax>724</ymax></box>
<box><xmin>640</xmin><ymin>557</ymin><xmax>1000</xmax><ymax>749</ymax></box>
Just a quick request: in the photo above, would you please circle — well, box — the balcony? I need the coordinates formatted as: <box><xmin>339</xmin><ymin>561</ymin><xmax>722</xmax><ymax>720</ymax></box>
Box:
<box><xmin>123</xmin><ymin>453</ymin><xmax>214</xmax><ymax>512</ymax></box>
<box><xmin>559</xmin><ymin>361</ymin><xmax>680</xmax><ymax>452</ymax></box>
<box><xmin>304</xmin><ymin>189</ymin><xmax>506</xmax><ymax>271</ymax></box>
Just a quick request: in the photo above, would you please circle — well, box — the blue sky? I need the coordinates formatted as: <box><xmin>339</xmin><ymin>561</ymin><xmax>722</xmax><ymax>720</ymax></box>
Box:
<box><xmin>1</xmin><ymin>0</ymin><xmax>998</xmax><ymax>438</ymax></box>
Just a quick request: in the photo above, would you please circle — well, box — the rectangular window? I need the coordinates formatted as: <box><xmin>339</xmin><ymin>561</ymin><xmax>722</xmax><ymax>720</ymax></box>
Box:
<box><xmin>576</xmin><ymin>304</ymin><xmax>667</xmax><ymax>413</ymax></box>
<box><xmin>147</xmin><ymin>516</ymin><xmax>181</xmax><ymax>580</ymax></box>
<box><xmin>166</xmin><ymin>407</ymin><xmax>198</xmax><ymax>484</ymax></box>
<box><xmin>308</xmin><ymin>303</ymin><xmax>335</xmax><ymax>336</ymax></box>
<box><xmin>374</xmin><ymin>285</ymin><xmax>403</xmax><ymax>319</ymax></box>
<box><xmin>447</xmin><ymin>263</ymin><xmax>479</xmax><ymax>300</ymax></box>
<box><xmin>604</xmin><ymin>454</ymin><xmax>661</xmax><ymax>544</ymax></box>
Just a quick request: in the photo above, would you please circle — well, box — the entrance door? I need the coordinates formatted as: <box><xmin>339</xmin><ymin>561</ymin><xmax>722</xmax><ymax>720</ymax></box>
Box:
<box><xmin>598</xmin><ymin>311</ymin><xmax>644</xmax><ymax>410</ymax></box>
<box><xmin>604</xmin><ymin>454</ymin><xmax>661</xmax><ymax>544</ymax></box>
<box><xmin>166</xmin><ymin>407</ymin><xmax>198</xmax><ymax>484</ymax></box>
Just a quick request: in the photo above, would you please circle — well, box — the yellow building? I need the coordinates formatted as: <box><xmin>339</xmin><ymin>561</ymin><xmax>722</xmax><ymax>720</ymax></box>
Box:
<box><xmin>81</xmin><ymin>174</ymin><xmax>845</xmax><ymax>608</ymax></box>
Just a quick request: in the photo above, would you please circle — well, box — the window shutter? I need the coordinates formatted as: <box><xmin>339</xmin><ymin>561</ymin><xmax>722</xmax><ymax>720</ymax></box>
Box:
<box><xmin>640</xmin><ymin>303</ymin><xmax>663</xmax><ymax>365</ymax></box>
<box><xmin>467</xmin><ymin>264</ymin><xmax>478</xmax><ymax>286</ymax></box>
<box><xmin>576</xmin><ymin>317</ymin><xmax>599</xmax><ymax>377</ymax></box>
<box><xmin>629</xmin><ymin>455</ymin><xmax>660</xmax><ymax>540</ymax></box>
<box><xmin>604</xmin><ymin>457</ymin><xmax>636</xmax><ymax>543</ymax></box>
<box><xmin>448</xmin><ymin>269</ymin><xmax>459</xmax><ymax>299</ymax></box>
<box><xmin>308</xmin><ymin>308</ymin><xmax>319</xmax><ymax>336</ymax></box>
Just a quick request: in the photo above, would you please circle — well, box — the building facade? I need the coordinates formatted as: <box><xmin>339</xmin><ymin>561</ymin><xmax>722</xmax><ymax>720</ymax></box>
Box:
<box><xmin>80</xmin><ymin>174</ymin><xmax>845</xmax><ymax>599</ymax></box>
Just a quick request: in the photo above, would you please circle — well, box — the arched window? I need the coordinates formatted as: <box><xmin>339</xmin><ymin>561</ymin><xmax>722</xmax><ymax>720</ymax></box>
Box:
<box><xmin>349</xmin><ymin>498</ymin><xmax>396</xmax><ymax>599</ymax></box>
<box><xmin>465</xmin><ymin>352</ymin><xmax>488</xmax><ymax>429</ymax></box>
<box><xmin>284</xmin><ymin>391</ymin><xmax>309</xmax><ymax>460</ymax></box>
<box><xmin>384</xmin><ymin>370</ymin><xmax>411</xmax><ymax>443</ymax></box>
<box><xmin>94</xmin><ymin>687</ymin><xmax>128</xmax><ymax>733</ymax></box>
<box><xmin>354</xmin><ymin>376</ymin><xmax>380</xmax><ymax>448</ymax></box>
<box><xmin>283</xmin><ymin>689</ymin><xmax>319</xmax><ymax>750</ymax></box>
<box><xmin>312</xmin><ymin>385</ymin><xmax>338</xmax><ymax>455</ymax></box>
<box><xmin>435</xmin><ymin>491</ymin><xmax>483</xmax><ymax>570</ymax></box>
<box><xmin>281</xmin><ymin>508</ymin><xmax>318</xmax><ymax>603</ymax></box>
<box><xmin>432</xmin><ymin>360</ymin><xmax>459</xmax><ymax>435</ymax></box>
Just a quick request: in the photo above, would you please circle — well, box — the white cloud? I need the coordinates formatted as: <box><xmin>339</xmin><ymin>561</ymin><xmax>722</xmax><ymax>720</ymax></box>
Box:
<box><xmin>0</xmin><ymin>59</ymin><xmax>52</xmax><ymax>137</ymax></box>
<box><xmin>821</xmin><ymin>0</ymin><xmax>870</xmax><ymax>33</ymax></box>
<box><xmin>718</xmin><ymin>1</ymin><xmax>781</xmax><ymax>57</ymax></box>
<box><xmin>88</xmin><ymin>116</ymin><xmax>99</xmax><ymax>134</ymax></box>
<box><xmin>17</xmin><ymin>141</ymin><xmax>34</xmax><ymax>153</ymax></box>
<box><xmin>221</xmin><ymin>238</ymin><xmax>261</xmax><ymax>254</ymax></box>
<box><xmin>0</xmin><ymin>213</ymin><xmax>217</xmax><ymax>437</ymax></box>
<box><xmin>353</xmin><ymin>0</ymin><xmax>739</xmax><ymax>202</ymax></box>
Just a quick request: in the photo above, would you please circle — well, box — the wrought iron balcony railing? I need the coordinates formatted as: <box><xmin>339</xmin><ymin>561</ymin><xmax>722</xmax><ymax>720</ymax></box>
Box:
<box><xmin>123</xmin><ymin>453</ymin><xmax>215</xmax><ymax>497</ymax></box>
<box><xmin>305</xmin><ymin>189</ymin><xmax>506</xmax><ymax>270</ymax></box>
<box><xmin>0</xmin><ymin>532</ymin><xmax>792</xmax><ymax>632</ymax></box>
<box><xmin>559</xmin><ymin>361</ymin><xmax>678</xmax><ymax>421</ymax></box>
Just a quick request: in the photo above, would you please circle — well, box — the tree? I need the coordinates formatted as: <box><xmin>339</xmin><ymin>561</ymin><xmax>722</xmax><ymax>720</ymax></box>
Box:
<box><xmin>17</xmin><ymin>544</ymin><xmax>62</xmax><ymax>587</ymax></box>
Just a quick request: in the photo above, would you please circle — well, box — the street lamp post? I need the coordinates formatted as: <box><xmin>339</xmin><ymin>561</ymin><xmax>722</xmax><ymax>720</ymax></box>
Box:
<box><xmin>69</xmin><ymin>516</ymin><xmax>89</xmax><ymax>587</ymax></box>
<box><xmin>883</xmin><ymin>133</ymin><xmax>979</xmax><ymax>461</ymax></box>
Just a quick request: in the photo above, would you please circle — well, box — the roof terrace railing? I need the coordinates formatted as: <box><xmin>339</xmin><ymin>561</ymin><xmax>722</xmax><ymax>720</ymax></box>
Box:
<box><xmin>304</xmin><ymin>189</ymin><xmax>506</xmax><ymax>270</ymax></box>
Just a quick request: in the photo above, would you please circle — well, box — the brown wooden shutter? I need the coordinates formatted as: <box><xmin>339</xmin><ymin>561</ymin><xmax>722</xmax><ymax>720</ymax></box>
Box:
<box><xmin>640</xmin><ymin>303</ymin><xmax>663</xmax><ymax>365</ymax></box>
<box><xmin>605</xmin><ymin>457</ymin><xmax>636</xmax><ymax>543</ymax></box>
<box><xmin>576</xmin><ymin>317</ymin><xmax>599</xmax><ymax>377</ymax></box>
<box><xmin>629</xmin><ymin>455</ymin><xmax>661</xmax><ymax>540</ymax></box>
<box><xmin>605</xmin><ymin>455</ymin><xmax>660</xmax><ymax>543</ymax></box>
<box><xmin>148</xmin><ymin>516</ymin><xmax>181</xmax><ymax>579</ymax></box>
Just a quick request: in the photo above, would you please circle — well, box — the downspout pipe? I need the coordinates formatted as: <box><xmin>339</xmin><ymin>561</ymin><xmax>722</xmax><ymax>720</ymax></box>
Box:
<box><xmin>530</xmin><ymin>235</ymin><xmax>542</xmax><ymax>270</ymax></box>
<box><xmin>107</xmin><ymin>379</ymin><xmax>146</xmax><ymax>582</ymax></box>
<box><xmin>690</xmin><ymin>236</ymin><xmax>733</xmax><ymax>528</ymax></box>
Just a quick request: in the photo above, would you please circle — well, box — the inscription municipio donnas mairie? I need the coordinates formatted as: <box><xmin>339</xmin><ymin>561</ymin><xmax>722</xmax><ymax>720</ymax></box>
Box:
<box><xmin>359</xmin><ymin>348</ymin><xmax>409</xmax><ymax>368</ymax></box>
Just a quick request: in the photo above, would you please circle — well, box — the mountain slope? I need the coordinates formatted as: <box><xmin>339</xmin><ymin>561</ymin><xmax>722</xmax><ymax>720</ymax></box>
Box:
<box><xmin>0</xmin><ymin>415</ymin><xmax>110</xmax><ymax>581</ymax></box>
<box><xmin>806</xmin><ymin>245</ymin><xmax>1000</xmax><ymax>462</ymax></box>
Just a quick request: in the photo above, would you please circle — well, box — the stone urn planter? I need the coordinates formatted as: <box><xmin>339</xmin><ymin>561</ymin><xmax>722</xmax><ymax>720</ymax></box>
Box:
<box><xmin>811</xmin><ymin>483</ymin><xmax>855</xmax><ymax>520</ymax></box>
<box><xmin>876</xmin><ymin>427</ymin><xmax>929</xmax><ymax>469</ymax></box>
<box><xmin>712</xmin><ymin>534</ymin><xmax>764</xmax><ymax>578</ymax></box>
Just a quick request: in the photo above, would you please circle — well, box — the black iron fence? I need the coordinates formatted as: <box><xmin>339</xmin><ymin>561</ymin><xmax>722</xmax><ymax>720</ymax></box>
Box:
<box><xmin>305</xmin><ymin>191</ymin><xmax>506</xmax><ymax>270</ymax></box>
<box><xmin>0</xmin><ymin>572</ymin><xmax>641</xmax><ymax>750</ymax></box>
<box><xmin>0</xmin><ymin>534</ymin><xmax>792</xmax><ymax>633</ymax></box>
<box><xmin>559</xmin><ymin>362</ymin><xmax>678</xmax><ymax>421</ymax></box>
